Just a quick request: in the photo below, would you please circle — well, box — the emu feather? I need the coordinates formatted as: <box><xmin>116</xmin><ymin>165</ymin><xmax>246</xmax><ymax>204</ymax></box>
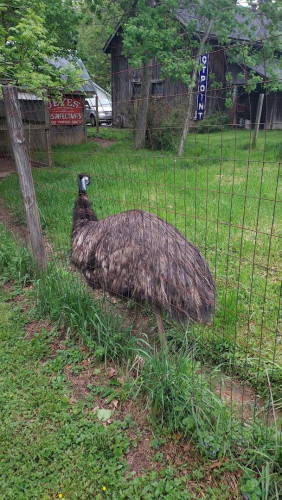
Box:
<box><xmin>71</xmin><ymin>174</ymin><xmax>216</xmax><ymax>343</ymax></box>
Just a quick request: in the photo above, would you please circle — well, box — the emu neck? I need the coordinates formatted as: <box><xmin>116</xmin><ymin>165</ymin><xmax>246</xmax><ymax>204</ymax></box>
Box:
<box><xmin>72</xmin><ymin>193</ymin><xmax>98</xmax><ymax>232</ymax></box>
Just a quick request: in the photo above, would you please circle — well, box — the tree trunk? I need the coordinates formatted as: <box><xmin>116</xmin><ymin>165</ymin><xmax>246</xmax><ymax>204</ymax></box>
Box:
<box><xmin>178</xmin><ymin>20</ymin><xmax>213</xmax><ymax>158</ymax></box>
<box><xmin>134</xmin><ymin>59</ymin><xmax>153</xmax><ymax>149</ymax></box>
<box><xmin>177</xmin><ymin>65</ymin><xmax>198</xmax><ymax>158</ymax></box>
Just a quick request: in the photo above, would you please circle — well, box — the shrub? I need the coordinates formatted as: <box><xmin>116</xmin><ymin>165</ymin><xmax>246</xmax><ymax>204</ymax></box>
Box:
<box><xmin>197</xmin><ymin>111</ymin><xmax>230</xmax><ymax>134</ymax></box>
<box><xmin>145</xmin><ymin>99</ymin><xmax>184</xmax><ymax>151</ymax></box>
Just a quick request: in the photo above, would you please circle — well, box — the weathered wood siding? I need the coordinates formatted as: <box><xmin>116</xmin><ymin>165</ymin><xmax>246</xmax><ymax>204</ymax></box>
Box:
<box><xmin>109</xmin><ymin>32</ymin><xmax>227</xmax><ymax>127</ymax></box>
<box><xmin>107</xmin><ymin>31</ymin><xmax>281</xmax><ymax>129</ymax></box>
<box><xmin>0</xmin><ymin>95</ymin><xmax>87</xmax><ymax>158</ymax></box>
<box><xmin>265</xmin><ymin>91</ymin><xmax>282</xmax><ymax>130</ymax></box>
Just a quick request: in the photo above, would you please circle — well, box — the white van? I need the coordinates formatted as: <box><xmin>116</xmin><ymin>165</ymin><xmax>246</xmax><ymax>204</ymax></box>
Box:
<box><xmin>85</xmin><ymin>96</ymin><xmax>112</xmax><ymax>127</ymax></box>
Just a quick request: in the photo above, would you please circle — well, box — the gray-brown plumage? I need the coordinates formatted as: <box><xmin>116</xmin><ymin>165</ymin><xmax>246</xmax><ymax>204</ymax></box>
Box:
<box><xmin>71</xmin><ymin>174</ymin><xmax>216</xmax><ymax>343</ymax></box>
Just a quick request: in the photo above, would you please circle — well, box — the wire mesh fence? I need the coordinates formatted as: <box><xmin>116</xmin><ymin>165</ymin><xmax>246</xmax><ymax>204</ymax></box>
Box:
<box><xmin>0</xmin><ymin>34</ymin><xmax>281</xmax><ymax>482</ymax></box>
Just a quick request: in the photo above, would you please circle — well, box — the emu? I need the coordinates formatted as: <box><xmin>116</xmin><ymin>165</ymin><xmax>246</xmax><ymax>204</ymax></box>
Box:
<box><xmin>71</xmin><ymin>174</ymin><xmax>216</xmax><ymax>345</ymax></box>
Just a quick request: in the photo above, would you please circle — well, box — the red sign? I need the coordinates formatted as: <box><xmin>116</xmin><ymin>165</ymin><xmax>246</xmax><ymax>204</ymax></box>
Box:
<box><xmin>48</xmin><ymin>96</ymin><xmax>83</xmax><ymax>125</ymax></box>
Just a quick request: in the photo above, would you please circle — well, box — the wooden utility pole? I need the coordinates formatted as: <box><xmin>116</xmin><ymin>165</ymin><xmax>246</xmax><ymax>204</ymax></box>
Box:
<box><xmin>2</xmin><ymin>85</ymin><xmax>47</xmax><ymax>271</ymax></box>
<box><xmin>252</xmin><ymin>93</ymin><xmax>264</xmax><ymax>148</ymax></box>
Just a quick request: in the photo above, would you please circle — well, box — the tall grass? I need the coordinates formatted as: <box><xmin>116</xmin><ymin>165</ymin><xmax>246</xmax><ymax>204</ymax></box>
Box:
<box><xmin>34</xmin><ymin>262</ymin><xmax>149</xmax><ymax>365</ymax></box>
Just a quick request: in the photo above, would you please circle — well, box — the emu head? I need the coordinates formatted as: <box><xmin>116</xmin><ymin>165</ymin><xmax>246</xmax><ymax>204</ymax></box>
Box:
<box><xmin>77</xmin><ymin>174</ymin><xmax>91</xmax><ymax>194</ymax></box>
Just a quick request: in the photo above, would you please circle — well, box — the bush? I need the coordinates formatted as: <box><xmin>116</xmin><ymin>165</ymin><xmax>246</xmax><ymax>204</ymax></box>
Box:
<box><xmin>145</xmin><ymin>99</ymin><xmax>183</xmax><ymax>151</ymax></box>
<box><xmin>197</xmin><ymin>111</ymin><xmax>230</xmax><ymax>134</ymax></box>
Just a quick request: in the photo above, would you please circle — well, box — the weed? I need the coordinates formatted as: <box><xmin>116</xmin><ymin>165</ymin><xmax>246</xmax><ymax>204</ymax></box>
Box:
<box><xmin>0</xmin><ymin>225</ymin><xmax>34</xmax><ymax>285</ymax></box>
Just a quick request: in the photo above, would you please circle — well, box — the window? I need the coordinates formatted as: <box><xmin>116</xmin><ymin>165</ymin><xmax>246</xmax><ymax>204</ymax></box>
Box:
<box><xmin>131</xmin><ymin>80</ymin><xmax>164</xmax><ymax>98</ymax></box>
<box><xmin>132</xmin><ymin>81</ymin><xmax>142</xmax><ymax>98</ymax></box>
<box><xmin>151</xmin><ymin>81</ymin><xmax>164</xmax><ymax>97</ymax></box>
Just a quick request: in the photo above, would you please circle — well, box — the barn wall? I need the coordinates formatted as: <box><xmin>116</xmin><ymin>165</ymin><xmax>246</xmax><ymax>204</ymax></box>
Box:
<box><xmin>108</xmin><ymin>30</ymin><xmax>281</xmax><ymax>130</ymax></box>
<box><xmin>111</xmin><ymin>34</ymin><xmax>130</xmax><ymax>125</ymax></box>
<box><xmin>109</xmin><ymin>32</ymin><xmax>227</xmax><ymax>127</ymax></box>
<box><xmin>206</xmin><ymin>49</ymin><xmax>226</xmax><ymax>114</ymax></box>
<box><xmin>265</xmin><ymin>91</ymin><xmax>282</xmax><ymax>130</ymax></box>
<box><xmin>0</xmin><ymin>100</ymin><xmax>47</xmax><ymax>156</ymax></box>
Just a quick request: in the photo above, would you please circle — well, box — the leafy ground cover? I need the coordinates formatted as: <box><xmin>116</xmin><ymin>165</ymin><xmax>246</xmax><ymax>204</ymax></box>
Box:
<box><xmin>0</xmin><ymin>127</ymin><xmax>280</xmax><ymax>399</ymax></box>
<box><xmin>0</xmin><ymin>223</ymin><xmax>281</xmax><ymax>499</ymax></box>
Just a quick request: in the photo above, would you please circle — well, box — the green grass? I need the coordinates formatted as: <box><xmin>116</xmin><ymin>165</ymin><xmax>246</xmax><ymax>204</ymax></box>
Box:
<box><xmin>0</xmin><ymin>293</ymin><xmax>195</xmax><ymax>499</ymax></box>
<box><xmin>0</xmin><ymin>127</ymin><xmax>280</xmax><ymax>397</ymax></box>
<box><xmin>1</xmin><ymin>224</ymin><xmax>281</xmax><ymax>499</ymax></box>
<box><xmin>1</xmin><ymin>226</ymin><xmax>251</xmax><ymax>500</ymax></box>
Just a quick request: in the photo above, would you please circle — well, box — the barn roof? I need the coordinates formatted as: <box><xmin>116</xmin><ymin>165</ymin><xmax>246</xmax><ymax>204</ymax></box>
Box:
<box><xmin>12</xmin><ymin>58</ymin><xmax>108</xmax><ymax>101</ymax></box>
<box><xmin>48</xmin><ymin>57</ymin><xmax>97</xmax><ymax>94</ymax></box>
<box><xmin>175</xmin><ymin>6</ymin><xmax>270</xmax><ymax>42</ymax></box>
<box><xmin>104</xmin><ymin>4</ymin><xmax>276</xmax><ymax>52</ymax></box>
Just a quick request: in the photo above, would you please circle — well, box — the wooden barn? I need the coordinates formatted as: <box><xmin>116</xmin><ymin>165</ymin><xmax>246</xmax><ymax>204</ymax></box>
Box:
<box><xmin>104</xmin><ymin>7</ymin><xmax>282</xmax><ymax>130</ymax></box>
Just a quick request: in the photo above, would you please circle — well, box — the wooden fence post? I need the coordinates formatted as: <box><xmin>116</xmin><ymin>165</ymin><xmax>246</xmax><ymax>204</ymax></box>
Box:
<box><xmin>43</xmin><ymin>94</ymin><xmax>53</xmax><ymax>167</ymax></box>
<box><xmin>252</xmin><ymin>93</ymin><xmax>264</xmax><ymax>148</ymax></box>
<box><xmin>95</xmin><ymin>94</ymin><xmax>99</xmax><ymax>133</ymax></box>
<box><xmin>2</xmin><ymin>85</ymin><xmax>47</xmax><ymax>271</ymax></box>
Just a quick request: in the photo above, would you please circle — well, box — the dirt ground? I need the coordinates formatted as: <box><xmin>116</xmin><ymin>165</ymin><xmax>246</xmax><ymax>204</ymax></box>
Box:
<box><xmin>0</xmin><ymin>156</ymin><xmax>16</xmax><ymax>178</ymax></box>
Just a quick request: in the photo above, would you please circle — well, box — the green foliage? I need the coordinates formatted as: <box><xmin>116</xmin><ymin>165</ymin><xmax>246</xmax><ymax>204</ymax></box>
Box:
<box><xmin>77</xmin><ymin>22</ymin><xmax>111</xmax><ymax>90</ymax></box>
<box><xmin>241</xmin><ymin>476</ymin><xmax>262</xmax><ymax>500</ymax></box>
<box><xmin>0</xmin><ymin>0</ymin><xmax>82</xmax><ymax>95</ymax></box>
<box><xmin>146</xmin><ymin>99</ymin><xmax>183</xmax><ymax>151</ymax></box>
<box><xmin>122</xmin><ymin>0</ymin><xmax>180</xmax><ymax>68</ymax></box>
<box><xmin>33</xmin><ymin>262</ymin><xmax>146</xmax><ymax>364</ymax></box>
<box><xmin>138</xmin><ymin>349</ymin><xmax>281</xmax><ymax>475</ymax></box>
<box><xmin>197</xmin><ymin>111</ymin><xmax>230</xmax><ymax>134</ymax></box>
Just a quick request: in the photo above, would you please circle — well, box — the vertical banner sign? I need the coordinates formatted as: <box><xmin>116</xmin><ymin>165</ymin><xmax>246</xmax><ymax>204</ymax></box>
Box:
<box><xmin>196</xmin><ymin>54</ymin><xmax>209</xmax><ymax>120</ymax></box>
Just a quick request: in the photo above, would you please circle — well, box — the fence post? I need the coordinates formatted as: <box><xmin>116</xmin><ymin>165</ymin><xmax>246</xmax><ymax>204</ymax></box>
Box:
<box><xmin>95</xmin><ymin>94</ymin><xmax>99</xmax><ymax>133</ymax></box>
<box><xmin>43</xmin><ymin>94</ymin><xmax>53</xmax><ymax>167</ymax></box>
<box><xmin>252</xmin><ymin>93</ymin><xmax>264</xmax><ymax>147</ymax></box>
<box><xmin>2</xmin><ymin>85</ymin><xmax>47</xmax><ymax>271</ymax></box>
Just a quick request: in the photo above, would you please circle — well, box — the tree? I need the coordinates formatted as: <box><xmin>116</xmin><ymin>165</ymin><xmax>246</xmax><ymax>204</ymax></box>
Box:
<box><xmin>122</xmin><ymin>0</ymin><xmax>281</xmax><ymax>153</ymax></box>
<box><xmin>122</xmin><ymin>0</ymin><xmax>180</xmax><ymax>148</ymax></box>
<box><xmin>0</xmin><ymin>0</ymin><xmax>82</xmax><ymax>95</ymax></box>
<box><xmin>76</xmin><ymin>0</ymin><xmax>124</xmax><ymax>90</ymax></box>
<box><xmin>76</xmin><ymin>0</ymin><xmax>136</xmax><ymax>89</ymax></box>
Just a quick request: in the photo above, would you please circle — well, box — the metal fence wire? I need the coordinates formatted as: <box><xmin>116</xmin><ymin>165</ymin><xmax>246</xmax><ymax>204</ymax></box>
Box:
<box><xmin>0</xmin><ymin>34</ymin><xmax>281</xmax><ymax>480</ymax></box>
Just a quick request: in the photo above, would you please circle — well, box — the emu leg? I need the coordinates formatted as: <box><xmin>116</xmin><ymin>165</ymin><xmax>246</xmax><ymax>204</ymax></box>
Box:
<box><xmin>153</xmin><ymin>306</ymin><xmax>167</xmax><ymax>346</ymax></box>
<box><xmin>130</xmin><ymin>302</ymin><xmax>142</xmax><ymax>336</ymax></box>
<box><xmin>134</xmin><ymin>302</ymin><xmax>142</xmax><ymax>324</ymax></box>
